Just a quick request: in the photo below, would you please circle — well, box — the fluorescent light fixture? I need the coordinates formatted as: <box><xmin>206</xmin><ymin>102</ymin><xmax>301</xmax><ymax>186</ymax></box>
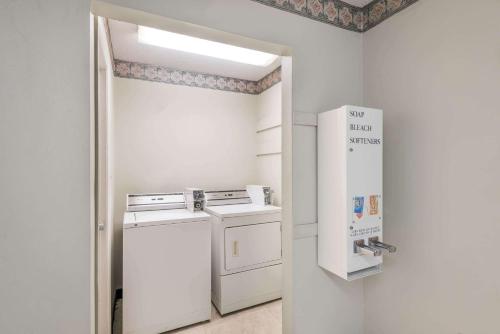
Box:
<box><xmin>137</xmin><ymin>26</ymin><xmax>278</xmax><ymax>67</ymax></box>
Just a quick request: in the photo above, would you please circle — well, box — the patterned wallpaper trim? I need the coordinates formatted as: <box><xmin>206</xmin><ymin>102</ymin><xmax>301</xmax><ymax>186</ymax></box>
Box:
<box><xmin>249</xmin><ymin>0</ymin><xmax>418</xmax><ymax>32</ymax></box>
<box><xmin>364</xmin><ymin>0</ymin><xmax>418</xmax><ymax>30</ymax></box>
<box><xmin>113</xmin><ymin>59</ymin><xmax>282</xmax><ymax>95</ymax></box>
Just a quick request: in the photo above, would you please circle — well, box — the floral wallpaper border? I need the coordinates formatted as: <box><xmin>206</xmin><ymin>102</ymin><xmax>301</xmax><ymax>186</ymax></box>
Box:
<box><xmin>249</xmin><ymin>0</ymin><xmax>418</xmax><ymax>32</ymax></box>
<box><xmin>113</xmin><ymin>59</ymin><xmax>282</xmax><ymax>95</ymax></box>
<box><xmin>364</xmin><ymin>0</ymin><xmax>418</xmax><ymax>30</ymax></box>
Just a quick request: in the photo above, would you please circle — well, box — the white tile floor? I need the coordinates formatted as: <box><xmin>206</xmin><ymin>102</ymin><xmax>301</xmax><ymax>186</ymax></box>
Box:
<box><xmin>113</xmin><ymin>299</ymin><xmax>282</xmax><ymax>334</ymax></box>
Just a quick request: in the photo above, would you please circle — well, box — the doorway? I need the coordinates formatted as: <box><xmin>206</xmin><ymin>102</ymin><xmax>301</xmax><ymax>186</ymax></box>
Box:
<box><xmin>92</xmin><ymin>4</ymin><xmax>293</xmax><ymax>333</ymax></box>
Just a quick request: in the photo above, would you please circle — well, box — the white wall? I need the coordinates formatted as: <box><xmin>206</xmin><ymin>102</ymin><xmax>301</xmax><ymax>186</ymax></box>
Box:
<box><xmin>6</xmin><ymin>0</ymin><xmax>498</xmax><ymax>332</ymax></box>
<box><xmin>112</xmin><ymin>77</ymin><xmax>259</xmax><ymax>285</ymax></box>
<box><xmin>0</xmin><ymin>1</ymin><xmax>91</xmax><ymax>333</ymax></box>
<box><xmin>1</xmin><ymin>0</ymin><xmax>362</xmax><ymax>332</ymax></box>
<box><xmin>363</xmin><ymin>1</ymin><xmax>500</xmax><ymax>333</ymax></box>
<box><xmin>100</xmin><ymin>1</ymin><xmax>365</xmax><ymax>332</ymax></box>
<box><xmin>256</xmin><ymin>83</ymin><xmax>282</xmax><ymax>206</ymax></box>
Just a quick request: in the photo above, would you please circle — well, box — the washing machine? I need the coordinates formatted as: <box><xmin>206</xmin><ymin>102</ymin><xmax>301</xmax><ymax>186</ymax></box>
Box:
<box><xmin>123</xmin><ymin>192</ymin><xmax>211</xmax><ymax>334</ymax></box>
<box><xmin>204</xmin><ymin>187</ymin><xmax>282</xmax><ymax>315</ymax></box>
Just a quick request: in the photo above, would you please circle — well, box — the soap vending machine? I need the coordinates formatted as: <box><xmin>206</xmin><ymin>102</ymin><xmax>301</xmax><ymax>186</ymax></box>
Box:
<box><xmin>318</xmin><ymin>105</ymin><xmax>396</xmax><ymax>281</ymax></box>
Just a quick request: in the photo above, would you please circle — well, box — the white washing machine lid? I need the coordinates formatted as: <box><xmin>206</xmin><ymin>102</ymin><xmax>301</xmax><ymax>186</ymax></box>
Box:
<box><xmin>204</xmin><ymin>204</ymin><xmax>281</xmax><ymax>218</ymax></box>
<box><xmin>123</xmin><ymin>209</ymin><xmax>210</xmax><ymax>229</ymax></box>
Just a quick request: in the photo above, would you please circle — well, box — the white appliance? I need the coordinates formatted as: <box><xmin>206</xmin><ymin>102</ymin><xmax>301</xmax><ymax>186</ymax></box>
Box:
<box><xmin>318</xmin><ymin>105</ymin><xmax>396</xmax><ymax>281</ymax></box>
<box><xmin>204</xmin><ymin>189</ymin><xmax>282</xmax><ymax>315</ymax></box>
<box><xmin>123</xmin><ymin>193</ymin><xmax>211</xmax><ymax>334</ymax></box>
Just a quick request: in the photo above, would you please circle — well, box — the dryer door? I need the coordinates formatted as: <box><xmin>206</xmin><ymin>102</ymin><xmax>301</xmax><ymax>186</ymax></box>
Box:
<box><xmin>224</xmin><ymin>221</ymin><xmax>281</xmax><ymax>271</ymax></box>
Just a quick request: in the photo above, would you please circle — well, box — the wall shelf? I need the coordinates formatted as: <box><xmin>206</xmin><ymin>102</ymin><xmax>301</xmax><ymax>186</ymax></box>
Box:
<box><xmin>256</xmin><ymin>124</ymin><xmax>281</xmax><ymax>133</ymax></box>
<box><xmin>256</xmin><ymin>152</ymin><xmax>281</xmax><ymax>157</ymax></box>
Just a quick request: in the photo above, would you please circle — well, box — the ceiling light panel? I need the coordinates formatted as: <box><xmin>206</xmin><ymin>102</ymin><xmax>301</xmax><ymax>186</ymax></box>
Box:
<box><xmin>138</xmin><ymin>26</ymin><xmax>278</xmax><ymax>67</ymax></box>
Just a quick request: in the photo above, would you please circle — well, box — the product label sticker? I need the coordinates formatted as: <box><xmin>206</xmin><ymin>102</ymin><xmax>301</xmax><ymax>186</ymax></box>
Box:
<box><xmin>353</xmin><ymin>197</ymin><xmax>364</xmax><ymax>219</ymax></box>
<box><xmin>369</xmin><ymin>195</ymin><xmax>379</xmax><ymax>215</ymax></box>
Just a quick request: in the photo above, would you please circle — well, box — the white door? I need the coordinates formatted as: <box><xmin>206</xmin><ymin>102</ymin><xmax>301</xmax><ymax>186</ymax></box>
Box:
<box><xmin>224</xmin><ymin>221</ymin><xmax>282</xmax><ymax>271</ymax></box>
<box><xmin>95</xmin><ymin>16</ymin><xmax>113</xmax><ymax>334</ymax></box>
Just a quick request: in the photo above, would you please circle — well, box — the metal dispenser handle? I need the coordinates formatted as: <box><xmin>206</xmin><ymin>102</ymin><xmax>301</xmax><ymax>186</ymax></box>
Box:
<box><xmin>369</xmin><ymin>237</ymin><xmax>397</xmax><ymax>253</ymax></box>
<box><xmin>355</xmin><ymin>240</ymin><xmax>382</xmax><ymax>257</ymax></box>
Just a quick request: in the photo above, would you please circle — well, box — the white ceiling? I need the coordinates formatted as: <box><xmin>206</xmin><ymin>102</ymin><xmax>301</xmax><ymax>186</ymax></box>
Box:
<box><xmin>108</xmin><ymin>19</ymin><xmax>281</xmax><ymax>81</ymax></box>
<box><xmin>342</xmin><ymin>0</ymin><xmax>373</xmax><ymax>7</ymax></box>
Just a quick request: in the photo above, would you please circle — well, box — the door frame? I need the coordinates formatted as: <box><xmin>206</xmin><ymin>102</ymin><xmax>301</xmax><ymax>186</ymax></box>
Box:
<box><xmin>90</xmin><ymin>2</ymin><xmax>294</xmax><ymax>333</ymax></box>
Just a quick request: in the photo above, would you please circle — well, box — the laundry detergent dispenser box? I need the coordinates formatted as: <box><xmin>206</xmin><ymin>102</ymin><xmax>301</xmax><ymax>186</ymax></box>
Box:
<box><xmin>318</xmin><ymin>105</ymin><xmax>396</xmax><ymax>281</ymax></box>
